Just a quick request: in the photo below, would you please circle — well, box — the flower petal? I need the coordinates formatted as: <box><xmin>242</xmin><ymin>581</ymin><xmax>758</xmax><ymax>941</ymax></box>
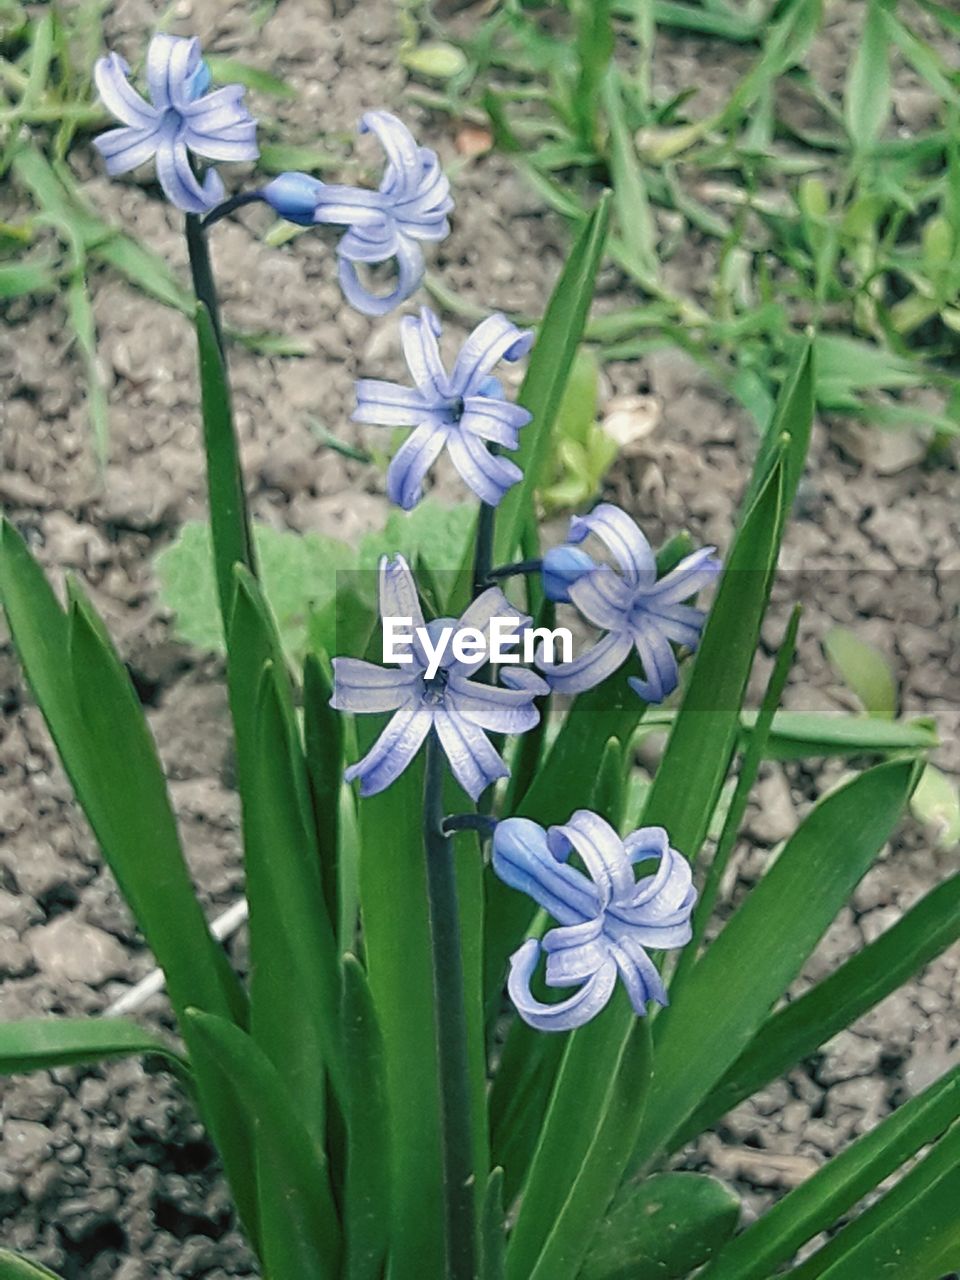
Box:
<box><xmin>146</xmin><ymin>33</ymin><xmax>200</xmax><ymax>111</ymax></box>
<box><xmin>330</xmin><ymin>657</ymin><xmax>419</xmax><ymax>713</ymax></box>
<box><xmin>354</xmin><ymin>380</ymin><xmax>435</xmax><ymax>428</ymax></box>
<box><xmin>400</xmin><ymin>308</ymin><xmax>449</xmax><ymax>399</ymax></box>
<box><xmin>541</xmin><ymin>546</ymin><xmax>596</xmax><ymax>604</ymax></box>
<box><xmin>154</xmin><ymin>137</ymin><xmax>223</xmax><ymax>213</ymax></box>
<box><xmin>94</xmin><ymin>53</ymin><xmax>158</xmax><ymax>129</ymax></box>
<box><xmin>507</xmin><ymin>938</ymin><xmax>617</xmax><ymax>1032</ymax></box>
<box><xmin>449</xmin><ymin>313</ymin><xmax>535</xmax><ymax>397</ymax></box>
<box><xmin>542</xmin><ymin>916</ymin><xmax>608</xmax><ymax>986</ymax></box>
<box><xmin>540</xmin><ymin>629</ymin><xmax>632</xmax><ymax>695</ymax></box>
<box><xmin>338</xmin><ymin>235</ymin><xmax>424</xmax><ymax>317</ymax></box>
<box><xmin>629</xmin><ymin>621</ymin><xmax>679</xmax><ymax>704</ymax></box>
<box><xmin>94</xmin><ymin>124</ymin><xmax>160</xmax><ymax>175</ymax></box>
<box><xmin>642</xmin><ymin>546</ymin><xmax>721</xmax><ymax>607</ymax></box>
<box><xmin>567</xmin><ymin>565</ymin><xmax>633</xmax><ymax>632</ymax></box>
<box><xmin>344</xmin><ymin>701</ymin><xmax>433</xmax><ymax>797</ymax></box>
<box><xmin>568</xmin><ymin>504</ymin><xmax>656</xmax><ymax>586</ymax></box>
<box><xmin>608</xmin><ymin>939</ymin><xmax>668</xmax><ymax>1013</ymax></box>
<box><xmin>492</xmin><ymin>818</ymin><xmax>600</xmax><ymax>924</ymax></box>
<box><xmin>447</xmin><ymin>673</ymin><xmax>543</xmax><ymax>735</ymax></box>
<box><xmin>641</xmin><ymin>601</ymin><xmax>706</xmax><ymax>649</ymax></box>
<box><xmin>385</xmin><ymin>420</ymin><xmax>447</xmax><ymax>511</ymax></box>
<box><xmin>460</xmin><ymin>397</ymin><xmax>530</xmax><ymax>450</ymax></box>
<box><xmin>446</xmin><ymin>430</ymin><xmax>522</xmax><ymax>507</ymax></box>
<box><xmin>378</xmin><ymin>554</ymin><xmax>427</xmax><ymax>659</ymax></box>
<box><xmin>548</xmin><ymin>810</ymin><xmax>635</xmax><ymax>902</ymax></box>
<box><xmin>361</xmin><ymin>110</ymin><xmax>421</xmax><ymax>192</ymax></box>
<box><xmin>433</xmin><ymin>703</ymin><xmax>508</xmax><ymax>801</ymax></box>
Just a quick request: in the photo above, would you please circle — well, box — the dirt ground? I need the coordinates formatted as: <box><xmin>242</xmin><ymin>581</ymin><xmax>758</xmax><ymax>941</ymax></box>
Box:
<box><xmin>0</xmin><ymin>0</ymin><xmax>958</xmax><ymax>1275</ymax></box>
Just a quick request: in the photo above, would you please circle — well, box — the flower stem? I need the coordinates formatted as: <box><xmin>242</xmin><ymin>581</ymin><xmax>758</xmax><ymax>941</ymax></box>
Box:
<box><xmin>185</xmin><ymin>212</ymin><xmax>224</xmax><ymax>358</ymax></box>
<box><xmin>202</xmin><ymin>190</ymin><xmax>265</xmax><ymax>230</ymax></box>
<box><xmin>485</xmin><ymin>557</ymin><xmax>543</xmax><ymax>583</ymax></box>
<box><xmin>472</xmin><ymin>500</ymin><xmax>496</xmax><ymax>599</ymax></box>
<box><xmin>423</xmin><ymin>732</ymin><xmax>477</xmax><ymax>1280</ymax></box>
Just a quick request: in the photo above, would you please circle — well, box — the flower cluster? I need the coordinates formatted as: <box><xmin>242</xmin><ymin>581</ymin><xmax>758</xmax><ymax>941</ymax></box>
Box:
<box><xmin>94</xmin><ymin>31</ymin><xmax>717</xmax><ymax>1033</ymax></box>
<box><xmin>492</xmin><ymin>812</ymin><xmax>696</xmax><ymax>1031</ymax></box>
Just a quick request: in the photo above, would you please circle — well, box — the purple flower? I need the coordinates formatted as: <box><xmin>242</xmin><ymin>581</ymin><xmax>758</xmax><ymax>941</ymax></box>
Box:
<box><xmin>331</xmin><ymin>555</ymin><xmax>547</xmax><ymax>799</ymax></box>
<box><xmin>492</xmin><ymin>811</ymin><xmax>696</xmax><ymax>1031</ymax></box>
<box><xmin>93</xmin><ymin>35</ymin><xmax>258</xmax><ymax>214</ymax></box>
<box><xmin>539</xmin><ymin>504</ymin><xmax>721</xmax><ymax>703</ymax></box>
<box><xmin>354</xmin><ymin>307</ymin><xmax>534</xmax><ymax>510</ymax></box>
<box><xmin>261</xmin><ymin>111</ymin><xmax>453</xmax><ymax>315</ymax></box>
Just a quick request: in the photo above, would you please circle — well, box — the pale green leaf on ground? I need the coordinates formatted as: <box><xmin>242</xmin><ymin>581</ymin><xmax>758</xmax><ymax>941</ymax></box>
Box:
<box><xmin>910</xmin><ymin>763</ymin><xmax>960</xmax><ymax>848</ymax></box>
<box><xmin>823</xmin><ymin>625</ymin><xmax>897</xmax><ymax>719</ymax></box>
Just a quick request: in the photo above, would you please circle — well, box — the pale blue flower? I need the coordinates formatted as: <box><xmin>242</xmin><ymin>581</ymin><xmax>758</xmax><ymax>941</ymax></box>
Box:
<box><xmin>492</xmin><ymin>811</ymin><xmax>695</xmax><ymax>1031</ymax></box>
<box><xmin>93</xmin><ymin>35</ymin><xmax>258</xmax><ymax>214</ymax></box>
<box><xmin>261</xmin><ymin>111</ymin><xmax>453</xmax><ymax>315</ymax></box>
<box><xmin>331</xmin><ymin>555</ymin><xmax>547</xmax><ymax>799</ymax></box>
<box><xmin>539</xmin><ymin>504</ymin><xmax>721</xmax><ymax>702</ymax></box>
<box><xmin>354</xmin><ymin>307</ymin><xmax>534</xmax><ymax>510</ymax></box>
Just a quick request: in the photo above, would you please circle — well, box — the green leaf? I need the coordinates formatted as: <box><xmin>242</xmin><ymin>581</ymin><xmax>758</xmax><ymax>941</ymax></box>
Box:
<box><xmin>788</xmin><ymin>1120</ymin><xmax>960</xmax><ymax>1279</ymax></box>
<box><xmin>602</xmin><ymin>70</ymin><xmax>658</xmax><ymax>284</ymax></box>
<box><xmin>582</xmin><ymin>1173</ymin><xmax>741</xmax><ymax>1280</ymax></box>
<box><xmin>204</xmin><ymin>56</ymin><xmax>296</xmax><ymax>98</ymax></box>
<box><xmin>526</xmin><ymin>1019</ymin><xmax>654</xmax><ymax>1280</ymax></box>
<box><xmin>493</xmin><ymin>192</ymin><xmax>612</xmax><ymax>565</ymax></box>
<box><xmin>65</xmin><ymin>270</ymin><xmax>109</xmax><ymax>464</ymax></box>
<box><xmin>0</xmin><ymin>257</ymin><xmax>57</xmax><ymax>298</ymax></box>
<box><xmin>358</xmin><ymin>498</ymin><xmax>476</xmax><ymax>579</ymax></box>
<box><xmin>910</xmin><ymin>763</ymin><xmax>960</xmax><ymax>848</ymax></box>
<box><xmin>401</xmin><ymin>41</ymin><xmax>469</xmax><ymax>81</ymax></box>
<box><xmin>195</xmin><ymin>303</ymin><xmax>256</xmax><ymax>632</ymax></box>
<box><xmin>0</xmin><ymin>1017</ymin><xmax>185</xmax><ymax>1076</ymax></box>
<box><xmin>699</xmin><ymin>1066</ymin><xmax>960</xmax><ymax>1280</ymax></box>
<box><xmin>681</xmin><ymin>870</ymin><xmax>960</xmax><ymax>1147</ymax></box>
<box><xmin>880</xmin><ymin>8</ymin><xmax>960</xmax><ymax>105</ymax></box>
<box><xmin>0</xmin><ymin>1251</ymin><xmax>64</xmax><ymax>1280</ymax></box>
<box><xmin>0</xmin><ymin>522</ymin><xmax>243</xmax><ymax>1028</ymax></box>
<box><xmin>155</xmin><ymin>520</ymin><xmax>356</xmax><ymax>662</ymax></box>
<box><xmin>303</xmin><ymin>652</ymin><xmax>344</xmax><ymax>932</ymax></box>
<box><xmin>185</xmin><ymin>1010</ymin><xmax>340</xmax><ymax>1280</ymax></box>
<box><xmin>572</xmin><ymin>0</ymin><xmax>615</xmax><ymax>150</ymax></box>
<box><xmin>634</xmin><ymin>758</ymin><xmax>917</xmax><ymax>1168</ymax></box>
<box><xmin>844</xmin><ymin>0</ymin><xmax>890</xmax><ymax>149</ymax></box>
<box><xmin>341</xmin><ymin>956</ymin><xmax>390</xmax><ymax>1280</ymax></box>
<box><xmin>481</xmin><ymin>1169</ymin><xmax>507</xmax><ymax>1280</ymax></box>
<box><xmin>823</xmin><ymin>626</ymin><xmax>897</xmax><ymax>719</ymax></box>
<box><xmin>736</xmin><ymin>709</ymin><xmax>937</xmax><ymax>760</ymax></box>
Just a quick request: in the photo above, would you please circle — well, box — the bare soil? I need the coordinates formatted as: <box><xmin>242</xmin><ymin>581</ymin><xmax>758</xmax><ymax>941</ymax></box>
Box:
<box><xmin>1</xmin><ymin>0</ymin><xmax>957</xmax><ymax>1275</ymax></box>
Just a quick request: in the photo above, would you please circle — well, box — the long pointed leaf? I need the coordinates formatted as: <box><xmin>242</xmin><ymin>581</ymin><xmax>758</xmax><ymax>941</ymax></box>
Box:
<box><xmin>0</xmin><ymin>1018</ymin><xmax>185</xmax><ymax>1076</ymax></box>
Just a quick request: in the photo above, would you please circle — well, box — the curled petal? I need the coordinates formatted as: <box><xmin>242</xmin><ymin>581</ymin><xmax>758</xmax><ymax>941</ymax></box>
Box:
<box><xmin>541</xmin><ymin>629</ymin><xmax>633</xmax><ymax>696</ymax></box>
<box><xmin>385</xmin><ymin>420</ymin><xmax>448</xmax><ymax>511</ymax></box>
<box><xmin>629</xmin><ymin>621</ymin><xmax>679</xmax><ymax>704</ymax></box>
<box><xmin>154</xmin><ymin>137</ymin><xmax>223</xmax><ymax>213</ymax></box>
<box><xmin>361</xmin><ymin>110</ymin><xmax>421</xmax><ymax>193</ymax></box>
<box><xmin>400</xmin><ymin>308</ymin><xmax>449</xmax><ymax>399</ymax></box>
<box><xmin>94</xmin><ymin>53</ymin><xmax>157</xmax><ymax>129</ymax></box>
<box><xmin>94</xmin><ymin>124</ymin><xmax>161</xmax><ymax>175</ymax></box>
<box><xmin>330</xmin><ymin>657</ymin><xmax>418</xmax><ymax>714</ymax></box>
<box><xmin>507</xmin><ymin>938</ymin><xmax>618</xmax><ymax>1032</ymax></box>
<box><xmin>492</xmin><ymin>818</ymin><xmax>600</xmax><ymax>925</ymax></box>
<box><xmin>460</xmin><ymin>397</ymin><xmax>530</xmax><ymax>450</ymax></box>
<box><xmin>433</xmin><ymin>704</ymin><xmax>508</xmax><ymax>801</ymax></box>
<box><xmin>446</xmin><ymin>430</ymin><xmax>522</xmax><ymax>507</ymax></box>
<box><xmin>608</xmin><ymin>939</ymin><xmax>668</xmax><ymax>1013</ymax></box>
<box><xmin>500</xmin><ymin>667</ymin><xmax>550</xmax><ymax>697</ymax></box>
<box><xmin>568</xmin><ymin>504</ymin><xmax>656</xmax><ymax>586</ymax></box>
<box><xmin>619</xmin><ymin>844</ymin><xmax>696</xmax><ymax>919</ymax></box>
<box><xmin>642</xmin><ymin>546</ymin><xmax>721</xmax><ymax>607</ymax></box>
<box><xmin>622</xmin><ymin>825</ymin><xmax>670</xmax><ymax>867</ymax></box>
<box><xmin>542</xmin><ymin>916</ymin><xmax>608</xmax><ymax>986</ymax></box>
<box><xmin>549</xmin><ymin>810</ymin><xmax>636</xmax><ymax>903</ymax></box>
<box><xmin>378</xmin><ymin>554</ymin><xmax>427</xmax><ymax>660</ymax></box>
<box><xmin>567</xmin><ymin>564</ymin><xmax>633</xmax><ymax>632</ymax></box>
<box><xmin>310</xmin><ymin>184</ymin><xmax>387</xmax><ymax>228</ymax></box>
<box><xmin>353</xmin><ymin>380</ymin><xmax>434</xmax><ymax>428</ymax></box>
<box><xmin>642</xmin><ymin>601</ymin><xmax>706</xmax><ymax>650</ymax></box>
<box><xmin>338</xmin><ymin>235</ymin><xmax>424</xmax><ymax>316</ymax></box>
<box><xmin>447</xmin><ymin>673</ymin><xmax>542</xmax><ymax>735</ymax></box>
<box><xmin>183</xmin><ymin>120</ymin><xmax>258</xmax><ymax>163</ymax></box>
<box><xmin>344</xmin><ymin>700</ymin><xmax>433</xmax><ymax>796</ymax></box>
<box><xmin>146</xmin><ymin>33</ymin><xmax>201</xmax><ymax>111</ymax></box>
<box><xmin>449</xmin><ymin>313</ymin><xmax>535</xmax><ymax>397</ymax></box>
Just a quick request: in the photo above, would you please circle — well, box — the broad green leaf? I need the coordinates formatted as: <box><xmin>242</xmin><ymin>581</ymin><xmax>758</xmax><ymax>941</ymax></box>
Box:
<box><xmin>700</xmin><ymin>1066</ymin><xmax>960</xmax><ymax>1280</ymax></box>
<box><xmin>481</xmin><ymin>1169</ymin><xmax>507</xmax><ymax>1280</ymax></box>
<box><xmin>358</xmin><ymin>498</ymin><xmax>476</xmax><ymax>580</ymax></box>
<box><xmin>0</xmin><ymin>524</ymin><xmax>243</xmax><ymax>1029</ymax></box>
<box><xmin>357</xmin><ymin>756</ymin><xmax>444</xmax><ymax>1279</ymax></box>
<box><xmin>303</xmin><ymin>652</ymin><xmax>344</xmax><ymax>930</ymax></box>
<box><xmin>0</xmin><ymin>1251</ymin><xmax>64</xmax><ymax>1280</ymax></box>
<box><xmin>185</xmin><ymin>1010</ymin><xmax>340</xmax><ymax>1280</ymax></box>
<box><xmin>195</xmin><ymin>303</ymin><xmax>256</xmax><ymax>631</ymax></box>
<box><xmin>910</xmin><ymin>763</ymin><xmax>960</xmax><ymax>848</ymax></box>
<box><xmin>572</xmin><ymin>0</ymin><xmax>615</xmax><ymax>150</ymax></box>
<box><xmin>493</xmin><ymin>192</ymin><xmax>612</xmax><ymax>565</ymax></box>
<box><xmin>341</xmin><ymin>956</ymin><xmax>390</xmax><ymax>1280</ymax></box>
<box><xmin>844</xmin><ymin>0</ymin><xmax>890</xmax><ymax>149</ymax></box>
<box><xmin>526</xmin><ymin>1020</ymin><xmax>653</xmax><ymax>1280</ymax></box>
<box><xmin>155</xmin><ymin>519</ymin><xmax>356</xmax><ymax>662</ymax></box>
<box><xmin>681</xmin><ymin>870</ymin><xmax>960</xmax><ymax>1146</ymax></box>
<box><xmin>0</xmin><ymin>1017</ymin><xmax>185</xmax><ymax>1076</ymax></box>
<box><xmin>788</xmin><ymin>1120</ymin><xmax>960</xmax><ymax>1279</ymax></box>
<box><xmin>582</xmin><ymin>1173</ymin><xmax>740</xmax><ymax>1280</ymax></box>
<box><xmin>634</xmin><ymin>758</ymin><xmax>917</xmax><ymax>1168</ymax></box>
<box><xmin>823</xmin><ymin>626</ymin><xmax>897</xmax><ymax>719</ymax></box>
<box><xmin>401</xmin><ymin>41</ymin><xmax>469</xmax><ymax>80</ymax></box>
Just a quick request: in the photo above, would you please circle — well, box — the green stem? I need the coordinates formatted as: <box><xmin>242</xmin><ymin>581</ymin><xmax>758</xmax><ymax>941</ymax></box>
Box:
<box><xmin>473</xmin><ymin>500</ymin><xmax>496</xmax><ymax>598</ymax></box>
<box><xmin>423</xmin><ymin>732</ymin><xmax>477</xmax><ymax>1280</ymax></box>
<box><xmin>185</xmin><ymin>212</ymin><xmax>225</xmax><ymax>358</ymax></box>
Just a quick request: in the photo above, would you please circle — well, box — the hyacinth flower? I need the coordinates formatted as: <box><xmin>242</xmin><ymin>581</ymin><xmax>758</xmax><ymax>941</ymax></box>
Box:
<box><xmin>492</xmin><ymin>811</ymin><xmax>696</xmax><ymax>1031</ymax></box>
<box><xmin>331</xmin><ymin>555</ymin><xmax>547</xmax><ymax>799</ymax></box>
<box><xmin>353</xmin><ymin>307</ymin><xmax>534</xmax><ymax>510</ymax></box>
<box><xmin>93</xmin><ymin>34</ymin><xmax>258</xmax><ymax>214</ymax></box>
<box><xmin>539</xmin><ymin>503</ymin><xmax>721</xmax><ymax>702</ymax></box>
<box><xmin>261</xmin><ymin>111</ymin><xmax>453</xmax><ymax>315</ymax></box>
